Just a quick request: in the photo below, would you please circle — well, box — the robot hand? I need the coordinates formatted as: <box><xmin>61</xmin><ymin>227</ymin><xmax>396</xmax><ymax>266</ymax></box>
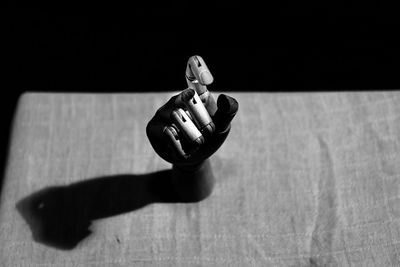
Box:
<box><xmin>146</xmin><ymin>55</ymin><xmax>239</xmax><ymax>171</ymax></box>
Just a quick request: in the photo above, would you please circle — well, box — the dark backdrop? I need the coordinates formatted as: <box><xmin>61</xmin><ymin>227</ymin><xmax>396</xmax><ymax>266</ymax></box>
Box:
<box><xmin>2</xmin><ymin>4</ymin><xmax>400</xmax><ymax>189</ymax></box>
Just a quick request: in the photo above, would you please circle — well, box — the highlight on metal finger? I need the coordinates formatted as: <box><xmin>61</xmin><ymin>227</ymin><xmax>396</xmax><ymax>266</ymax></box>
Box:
<box><xmin>185</xmin><ymin>55</ymin><xmax>214</xmax><ymax>96</ymax></box>
<box><xmin>170</xmin><ymin>108</ymin><xmax>205</xmax><ymax>146</ymax></box>
<box><xmin>181</xmin><ymin>88</ymin><xmax>215</xmax><ymax>135</ymax></box>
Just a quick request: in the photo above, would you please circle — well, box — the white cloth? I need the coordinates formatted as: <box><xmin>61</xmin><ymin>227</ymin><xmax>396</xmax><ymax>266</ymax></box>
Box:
<box><xmin>1</xmin><ymin>92</ymin><xmax>399</xmax><ymax>266</ymax></box>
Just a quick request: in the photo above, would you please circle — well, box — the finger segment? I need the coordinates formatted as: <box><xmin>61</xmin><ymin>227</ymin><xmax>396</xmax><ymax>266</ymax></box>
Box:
<box><xmin>213</xmin><ymin>94</ymin><xmax>239</xmax><ymax>133</ymax></box>
<box><xmin>163</xmin><ymin>126</ymin><xmax>188</xmax><ymax>159</ymax></box>
<box><xmin>171</xmin><ymin>108</ymin><xmax>205</xmax><ymax>146</ymax></box>
<box><xmin>185</xmin><ymin>55</ymin><xmax>214</xmax><ymax>96</ymax></box>
<box><xmin>181</xmin><ymin>89</ymin><xmax>215</xmax><ymax>135</ymax></box>
<box><xmin>187</xmin><ymin>55</ymin><xmax>214</xmax><ymax>85</ymax></box>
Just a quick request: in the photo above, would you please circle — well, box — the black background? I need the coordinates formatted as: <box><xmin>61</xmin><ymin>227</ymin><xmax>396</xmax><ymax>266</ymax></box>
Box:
<box><xmin>2</xmin><ymin>4</ymin><xmax>400</xmax><ymax>189</ymax></box>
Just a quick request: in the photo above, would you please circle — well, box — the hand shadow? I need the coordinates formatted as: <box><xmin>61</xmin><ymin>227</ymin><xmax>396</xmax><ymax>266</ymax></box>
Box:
<box><xmin>16</xmin><ymin>169</ymin><xmax>182</xmax><ymax>250</ymax></box>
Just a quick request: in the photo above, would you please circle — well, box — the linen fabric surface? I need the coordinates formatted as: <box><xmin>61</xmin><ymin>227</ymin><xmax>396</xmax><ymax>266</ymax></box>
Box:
<box><xmin>0</xmin><ymin>92</ymin><xmax>399</xmax><ymax>266</ymax></box>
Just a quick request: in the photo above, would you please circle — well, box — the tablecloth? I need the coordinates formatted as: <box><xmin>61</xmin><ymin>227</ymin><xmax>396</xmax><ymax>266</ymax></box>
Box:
<box><xmin>0</xmin><ymin>92</ymin><xmax>399</xmax><ymax>266</ymax></box>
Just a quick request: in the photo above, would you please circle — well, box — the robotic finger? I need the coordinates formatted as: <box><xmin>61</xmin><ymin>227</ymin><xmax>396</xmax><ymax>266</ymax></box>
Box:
<box><xmin>185</xmin><ymin>55</ymin><xmax>214</xmax><ymax>98</ymax></box>
<box><xmin>170</xmin><ymin>108</ymin><xmax>205</xmax><ymax>146</ymax></box>
<box><xmin>163</xmin><ymin>126</ymin><xmax>188</xmax><ymax>159</ymax></box>
<box><xmin>180</xmin><ymin>88</ymin><xmax>215</xmax><ymax>135</ymax></box>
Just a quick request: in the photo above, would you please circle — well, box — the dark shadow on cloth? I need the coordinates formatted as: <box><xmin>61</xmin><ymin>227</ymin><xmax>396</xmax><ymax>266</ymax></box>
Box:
<box><xmin>16</xmin><ymin>169</ymin><xmax>181</xmax><ymax>250</ymax></box>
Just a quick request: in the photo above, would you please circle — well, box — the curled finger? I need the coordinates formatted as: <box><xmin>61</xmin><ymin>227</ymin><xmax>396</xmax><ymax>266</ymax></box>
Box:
<box><xmin>171</xmin><ymin>108</ymin><xmax>205</xmax><ymax>146</ymax></box>
<box><xmin>180</xmin><ymin>88</ymin><xmax>215</xmax><ymax>135</ymax></box>
<box><xmin>163</xmin><ymin>126</ymin><xmax>188</xmax><ymax>159</ymax></box>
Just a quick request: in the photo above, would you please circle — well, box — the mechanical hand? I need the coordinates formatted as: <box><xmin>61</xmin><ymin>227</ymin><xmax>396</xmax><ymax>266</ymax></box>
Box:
<box><xmin>147</xmin><ymin>56</ymin><xmax>238</xmax><ymax>170</ymax></box>
<box><xmin>146</xmin><ymin>55</ymin><xmax>238</xmax><ymax>201</ymax></box>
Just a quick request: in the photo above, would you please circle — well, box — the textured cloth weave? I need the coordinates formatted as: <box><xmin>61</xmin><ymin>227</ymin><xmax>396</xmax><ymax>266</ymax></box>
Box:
<box><xmin>0</xmin><ymin>92</ymin><xmax>400</xmax><ymax>266</ymax></box>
